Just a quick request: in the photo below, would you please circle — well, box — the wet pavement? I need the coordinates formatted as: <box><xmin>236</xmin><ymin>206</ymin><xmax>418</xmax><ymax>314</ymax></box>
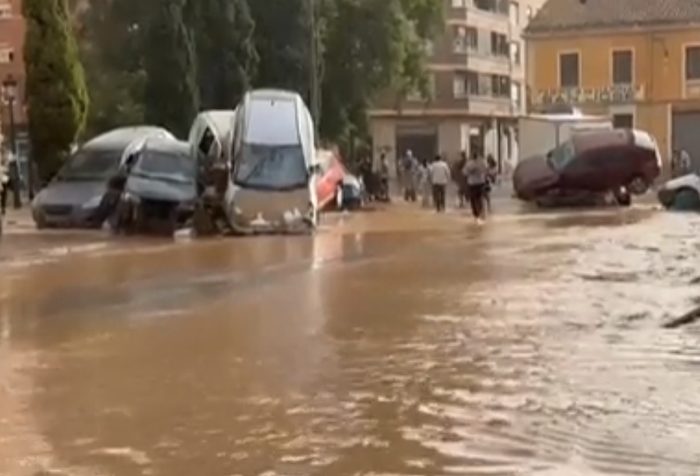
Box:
<box><xmin>1</xmin><ymin>202</ymin><xmax>700</xmax><ymax>476</ymax></box>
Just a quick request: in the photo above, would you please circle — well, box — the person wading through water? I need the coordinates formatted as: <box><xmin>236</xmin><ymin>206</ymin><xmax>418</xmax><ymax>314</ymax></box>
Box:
<box><xmin>418</xmin><ymin>158</ymin><xmax>431</xmax><ymax>208</ymax></box>
<box><xmin>428</xmin><ymin>154</ymin><xmax>450</xmax><ymax>212</ymax></box>
<box><xmin>484</xmin><ymin>154</ymin><xmax>498</xmax><ymax>213</ymax></box>
<box><xmin>377</xmin><ymin>153</ymin><xmax>390</xmax><ymax>201</ymax></box>
<box><xmin>464</xmin><ymin>150</ymin><xmax>488</xmax><ymax>224</ymax></box>
<box><xmin>401</xmin><ymin>150</ymin><xmax>418</xmax><ymax>202</ymax></box>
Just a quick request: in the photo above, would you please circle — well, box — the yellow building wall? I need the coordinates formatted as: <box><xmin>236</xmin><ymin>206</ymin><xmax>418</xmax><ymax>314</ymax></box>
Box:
<box><xmin>525</xmin><ymin>29</ymin><xmax>700</xmax><ymax>167</ymax></box>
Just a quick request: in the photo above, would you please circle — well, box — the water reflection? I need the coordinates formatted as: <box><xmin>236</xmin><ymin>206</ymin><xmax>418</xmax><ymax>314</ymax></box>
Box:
<box><xmin>0</xmin><ymin>210</ymin><xmax>698</xmax><ymax>475</ymax></box>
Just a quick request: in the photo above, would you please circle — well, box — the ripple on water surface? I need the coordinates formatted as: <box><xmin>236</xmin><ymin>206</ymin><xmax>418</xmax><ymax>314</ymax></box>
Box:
<box><xmin>6</xmin><ymin>212</ymin><xmax>700</xmax><ymax>476</ymax></box>
<box><xmin>405</xmin><ymin>212</ymin><xmax>700</xmax><ymax>475</ymax></box>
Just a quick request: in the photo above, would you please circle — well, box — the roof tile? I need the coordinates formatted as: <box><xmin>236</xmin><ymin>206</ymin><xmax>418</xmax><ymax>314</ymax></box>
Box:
<box><xmin>525</xmin><ymin>0</ymin><xmax>700</xmax><ymax>34</ymax></box>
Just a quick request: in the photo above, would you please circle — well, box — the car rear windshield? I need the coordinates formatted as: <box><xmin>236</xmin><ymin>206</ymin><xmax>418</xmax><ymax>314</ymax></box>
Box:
<box><xmin>134</xmin><ymin>150</ymin><xmax>194</xmax><ymax>182</ymax></box>
<box><xmin>57</xmin><ymin>148</ymin><xmax>121</xmax><ymax>180</ymax></box>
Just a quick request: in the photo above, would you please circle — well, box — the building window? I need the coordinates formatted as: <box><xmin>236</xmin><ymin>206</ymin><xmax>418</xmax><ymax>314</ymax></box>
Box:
<box><xmin>0</xmin><ymin>48</ymin><xmax>14</xmax><ymax>63</ymax></box>
<box><xmin>0</xmin><ymin>3</ymin><xmax>11</xmax><ymax>19</ymax></box>
<box><xmin>454</xmin><ymin>71</ymin><xmax>480</xmax><ymax>97</ymax></box>
<box><xmin>685</xmin><ymin>45</ymin><xmax>700</xmax><ymax>81</ymax></box>
<box><xmin>558</xmin><ymin>52</ymin><xmax>579</xmax><ymax>87</ymax></box>
<box><xmin>526</xmin><ymin>6</ymin><xmax>533</xmax><ymax>20</ymax></box>
<box><xmin>491</xmin><ymin>74</ymin><xmax>511</xmax><ymax>97</ymax></box>
<box><xmin>466</xmin><ymin>71</ymin><xmax>479</xmax><ymax>95</ymax></box>
<box><xmin>453</xmin><ymin>26</ymin><xmax>477</xmax><ymax>53</ymax></box>
<box><xmin>453</xmin><ymin>74</ymin><xmax>466</xmax><ymax>98</ymax></box>
<box><xmin>478</xmin><ymin>73</ymin><xmax>491</xmax><ymax>95</ymax></box>
<box><xmin>612</xmin><ymin>49</ymin><xmax>633</xmax><ymax>84</ymax></box>
<box><xmin>612</xmin><ymin>114</ymin><xmax>633</xmax><ymax>128</ymax></box>
<box><xmin>474</xmin><ymin>0</ymin><xmax>507</xmax><ymax>15</ymax></box>
<box><xmin>490</xmin><ymin>32</ymin><xmax>509</xmax><ymax>57</ymax></box>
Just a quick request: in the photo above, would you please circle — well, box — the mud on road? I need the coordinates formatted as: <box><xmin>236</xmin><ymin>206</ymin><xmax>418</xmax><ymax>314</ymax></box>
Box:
<box><xmin>0</xmin><ymin>205</ymin><xmax>699</xmax><ymax>476</ymax></box>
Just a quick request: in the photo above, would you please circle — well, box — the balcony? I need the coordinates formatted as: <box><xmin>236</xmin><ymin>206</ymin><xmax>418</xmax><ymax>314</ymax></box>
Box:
<box><xmin>447</xmin><ymin>7</ymin><xmax>510</xmax><ymax>35</ymax></box>
<box><xmin>466</xmin><ymin>54</ymin><xmax>511</xmax><ymax>76</ymax></box>
<box><xmin>468</xmin><ymin>95</ymin><xmax>514</xmax><ymax>116</ymax></box>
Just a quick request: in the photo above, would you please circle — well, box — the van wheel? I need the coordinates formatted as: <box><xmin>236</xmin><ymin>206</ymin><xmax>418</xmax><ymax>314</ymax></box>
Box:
<box><xmin>671</xmin><ymin>188</ymin><xmax>700</xmax><ymax>211</ymax></box>
<box><xmin>628</xmin><ymin>176</ymin><xmax>649</xmax><ymax>195</ymax></box>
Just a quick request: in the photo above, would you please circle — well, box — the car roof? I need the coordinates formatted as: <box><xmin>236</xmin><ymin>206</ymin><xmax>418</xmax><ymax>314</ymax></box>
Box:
<box><xmin>84</xmin><ymin>126</ymin><xmax>173</xmax><ymax>150</ymax></box>
<box><xmin>143</xmin><ymin>138</ymin><xmax>190</xmax><ymax>156</ymax></box>
<box><xmin>572</xmin><ymin>129</ymin><xmax>631</xmax><ymax>151</ymax></box>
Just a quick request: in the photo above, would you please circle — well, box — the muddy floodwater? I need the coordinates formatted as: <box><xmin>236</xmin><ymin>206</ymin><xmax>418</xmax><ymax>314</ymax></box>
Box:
<box><xmin>1</xmin><ymin>205</ymin><xmax>700</xmax><ymax>475</ymax></box>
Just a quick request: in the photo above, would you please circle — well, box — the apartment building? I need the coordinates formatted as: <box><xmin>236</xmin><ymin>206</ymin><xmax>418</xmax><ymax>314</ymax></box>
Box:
<box><xmin>0</xmin><ymin>0</ymin><xmax>25</xmax><ymax>149</ymax></box>
<box><xmin>369</xmin><ymin>0</ymin><xmax>545</xmax><ymax>173</ymax></box>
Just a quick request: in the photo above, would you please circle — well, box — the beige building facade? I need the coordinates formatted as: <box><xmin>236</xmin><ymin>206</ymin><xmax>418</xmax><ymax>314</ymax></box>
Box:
<box><xmin>369</xmin><ymin>0</ymin><xmax>545</xmax><ymax>173</ymax></box>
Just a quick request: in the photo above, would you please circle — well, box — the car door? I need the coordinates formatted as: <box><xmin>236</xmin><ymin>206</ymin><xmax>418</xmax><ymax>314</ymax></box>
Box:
<box><xmin>560</xmin><ymin>148</ymin><xmax>607</xmax><ymax>191</ymax></box>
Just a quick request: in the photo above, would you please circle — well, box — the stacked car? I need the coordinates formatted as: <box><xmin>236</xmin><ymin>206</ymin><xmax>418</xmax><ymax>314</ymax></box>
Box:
<box><xmin>513</xmin><ymin>128</ymin><xmax>661</xmax><ymax>207</ymax></box>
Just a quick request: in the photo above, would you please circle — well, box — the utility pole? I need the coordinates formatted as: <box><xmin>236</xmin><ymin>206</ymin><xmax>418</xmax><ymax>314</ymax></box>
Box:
<box><xmin>308</xmin><ymin>0</ymin><xmax>320</xmax><ymax>132</ymax></box>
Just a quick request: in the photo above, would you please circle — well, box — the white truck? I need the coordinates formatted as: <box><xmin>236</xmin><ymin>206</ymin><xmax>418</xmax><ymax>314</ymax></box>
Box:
<box><xmin>518</xmin><ymin>112</ymin><xmax>612</xmax><ymax>162</ymax></box>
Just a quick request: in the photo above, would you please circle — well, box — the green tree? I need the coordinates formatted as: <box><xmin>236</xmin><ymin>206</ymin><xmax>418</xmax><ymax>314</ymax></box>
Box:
<box><xmin>142</xmin><ymin>0</ymin><xmax>199</xmax><ymax>137</ymax></box>
<box><xmin>23</xmin><ymin>0</ymin><xmax>88</xmax><ymax>181</ymax></box>
<box><xmin>75</xmin><ymin>0</ymin><xmax>148</xmax><ymax>138</ymax></box>
<box><xmin>248</xmin><ymin>0</ymin><xmax>312</xmax><ymax>95</ymax></box>
<box><xmin>186</xmin><ymin>0</ymin><xmax>257</xmax><ymax>109</ymax></box>
<box><xmin>319</xmin><ymin>0</ymin><xmax>441</xmax><ymax>145</ymax></box>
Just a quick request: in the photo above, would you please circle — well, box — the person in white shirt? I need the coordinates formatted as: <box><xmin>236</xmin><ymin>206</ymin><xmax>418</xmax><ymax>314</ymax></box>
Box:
<box><xmin>428</xmin><ymin>154</ymin><xmax>451</xmax><ymax>212</ymax></box>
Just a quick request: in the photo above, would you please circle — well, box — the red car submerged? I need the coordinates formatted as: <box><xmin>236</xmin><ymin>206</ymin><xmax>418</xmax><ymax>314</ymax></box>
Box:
<box><xmin>513</xmin><ymin>128</ymin><xmax>661</xmax><ymax>205</ymax></box>
<box><xmin>315</xmin><ymin>149</ymin><xmax>346</xmax><ymax>209</ymax></box>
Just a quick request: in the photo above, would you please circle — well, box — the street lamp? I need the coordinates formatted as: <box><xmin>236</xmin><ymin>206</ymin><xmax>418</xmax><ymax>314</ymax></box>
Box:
<box><xmin>1</xmin><ymin>75</ymin><xmax>21</xmax><ymax>207</ymax></box>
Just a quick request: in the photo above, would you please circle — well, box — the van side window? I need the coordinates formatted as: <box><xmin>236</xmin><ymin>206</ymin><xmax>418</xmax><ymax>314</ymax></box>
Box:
<box><xmin>199</xmin><ymin>128</ymin><xmax>214</xmax><ymax>156</ymax></box>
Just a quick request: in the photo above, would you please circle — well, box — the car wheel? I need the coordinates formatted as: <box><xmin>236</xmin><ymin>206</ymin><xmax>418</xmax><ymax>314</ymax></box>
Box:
<box><xmin>628</xmin><ymin>176</ymin><xmax>649</xmax><ymax>195</ymax></box>
<box><xmin>671</xmin><ymin>188</ymin><xmax>700</xmax><ymax>211</ymax></box>
<box><xmin>614</xmin><ymin>188</ymin><xmax>631</xmax><ymax>206</ymax></box>
<box><xmin>34</xmin><ymin>213</ymin><xmax>47</xmax><ymax>229</ymax></box>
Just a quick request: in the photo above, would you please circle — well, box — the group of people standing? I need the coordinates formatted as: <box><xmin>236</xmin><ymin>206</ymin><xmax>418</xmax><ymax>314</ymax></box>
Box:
<box><xmin>399</xmin><ymin>150</ymin><xmax>497</xmax><ymax>223</ymax></box>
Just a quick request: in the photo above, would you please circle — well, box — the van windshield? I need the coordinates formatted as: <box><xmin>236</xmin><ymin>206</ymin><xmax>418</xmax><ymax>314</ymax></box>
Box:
<box><xmin>56</xmin><ymin>148</ymin><xmax>121</xmax><ymax>181</ymax></box>
<box><xmin>234</xmin><ymin>143</ymin><xmax>308</xmax><ymax>190</ymax></box>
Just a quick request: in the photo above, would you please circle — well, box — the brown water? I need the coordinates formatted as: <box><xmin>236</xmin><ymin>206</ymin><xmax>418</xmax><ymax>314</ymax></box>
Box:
<box><xmin>1</xmin><ymin>207</ymin><xmax>700</xmax><ymax>475</ymax></box>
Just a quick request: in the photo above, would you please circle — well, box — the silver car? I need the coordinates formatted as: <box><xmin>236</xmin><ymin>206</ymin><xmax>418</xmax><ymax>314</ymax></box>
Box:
<box><xmin>32</xmin><ymin>126</ymin><xmax>174</xmax><ymax>228</ymax></box>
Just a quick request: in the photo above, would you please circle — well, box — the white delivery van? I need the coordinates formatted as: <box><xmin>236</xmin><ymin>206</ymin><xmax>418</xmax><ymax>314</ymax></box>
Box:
<box><xmin>518</xmin><ymin>113</ymin><xmax>612</xmax><ymax>163</ymax></box>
